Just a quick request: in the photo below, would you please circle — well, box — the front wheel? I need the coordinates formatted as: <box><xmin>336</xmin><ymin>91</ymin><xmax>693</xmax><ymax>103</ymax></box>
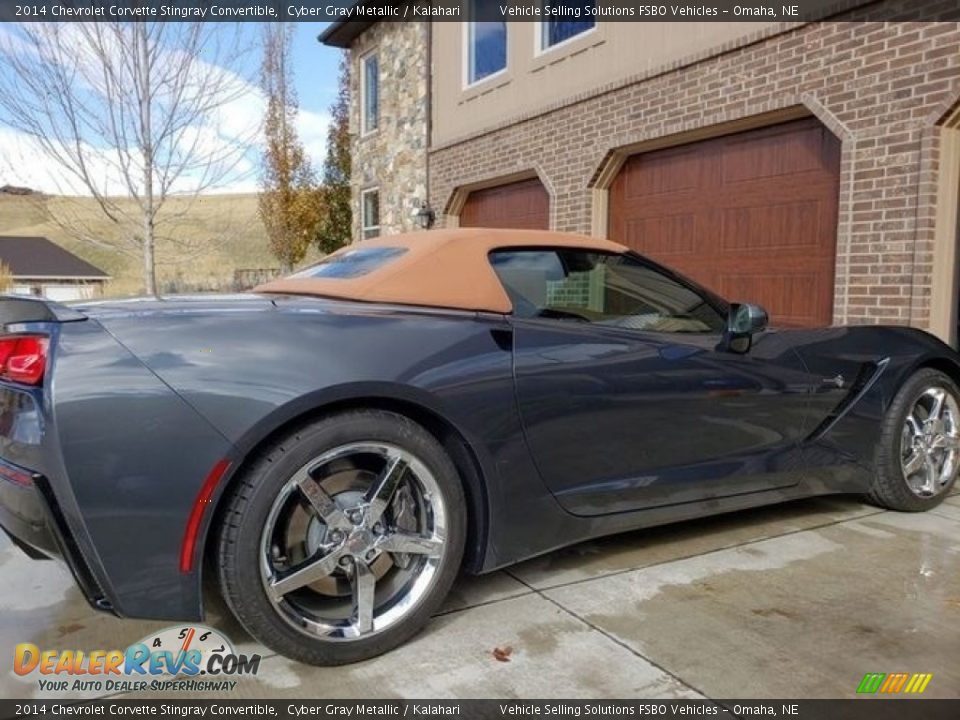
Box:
<box><xmin>869</xmin><ymin>368</ymin><xmax>960</xmax><ymax>511</ymax></box>
<box><xmin>216</xmin><ymin>410</ymin><xmax>466</xmax><ymax>665</ymax></box>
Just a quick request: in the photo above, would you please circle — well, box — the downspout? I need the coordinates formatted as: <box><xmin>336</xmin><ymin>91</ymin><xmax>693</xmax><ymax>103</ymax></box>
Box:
<box><xmin>424</xmin><ymin>20</ymin><xmax>433</xmax><ymax>225</ymax></box>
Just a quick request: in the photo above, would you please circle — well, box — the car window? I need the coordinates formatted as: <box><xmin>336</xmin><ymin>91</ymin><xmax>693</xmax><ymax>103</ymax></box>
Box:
<box><xmin>291</xmin><ymin>247</ymin><xmax>406</xmax><ymax>280</ymax></box>
<box><xmin>490</xmin><ymin>249</ymin><xmax>725</xmax><ymax>333</ymax></box>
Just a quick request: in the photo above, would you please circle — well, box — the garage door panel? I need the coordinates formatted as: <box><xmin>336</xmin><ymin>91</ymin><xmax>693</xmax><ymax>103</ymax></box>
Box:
<box><xmin>624</xmin><ymin>148</ymin><xmax>703</xmax><ymax>198</ymax></box>
<box><xmin>625</xmin><ymin>214</ymin><xmax>696</xmax><ymax>254</ymax></box>
<box><xmin>713</xmin><ymin>174</ymin><xmax>839</xmax><ymax>200</ymax></box>
<box><xmin>43</xmin><ymin>285</ymin><xmax>85</xmax><ymax>301</ymax></box>
<box><xmin>721</xmin><ymin>124</ymin><xmax>832</xmax><ymax>184</ymax></box>
<box><xmin>719</xmin><ymin>200</ymin><xmax>825</xmax><ymax>251</ymax></box>
<box><xmin>717</xmin><ymin>273</ymin><xmax>823</xmax><ymax>327</ymax></box>
<box><xmin>610</xmin><ymin>117</ymin><xmax>840</xmax><ymax>327</ymax></box>
<box><xmin>460</xmin><ymin>178</ymin><xmax>549</xmax><ymax>230</ymax></box>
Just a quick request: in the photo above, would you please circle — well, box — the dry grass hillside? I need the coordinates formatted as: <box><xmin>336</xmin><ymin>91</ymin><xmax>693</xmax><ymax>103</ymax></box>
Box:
<box><xmin>0</xmin><ymin>193</ymin><xmax>325</xmax><ymax>297</ymax></box>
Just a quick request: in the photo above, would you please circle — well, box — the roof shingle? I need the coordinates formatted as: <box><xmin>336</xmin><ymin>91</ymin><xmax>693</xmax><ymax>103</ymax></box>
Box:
<box><xmin>0</xmin><ymin>236</ymin><xmax>110</xmax><ymax>279</ymax></box>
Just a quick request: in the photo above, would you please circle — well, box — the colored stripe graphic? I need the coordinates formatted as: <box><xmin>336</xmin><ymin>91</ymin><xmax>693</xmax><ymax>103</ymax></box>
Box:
<box><xmin>857</xmin><ymin>673</ymin><xmax>885</xmax><ymax>693</ymax></box>
<box><xmin>904</xmin><ymin>674</ymin><xmax>933</xmax><ymax>694</ymax></box>
<box><xmin>880</xmin><ymin>673</ymin><xmax>909</xmax><ymax>693</ymax></box>
<box><xmin>857</xmin><ymin>672</ymin><xmax>932</xmax><ymax>694</ymax></box>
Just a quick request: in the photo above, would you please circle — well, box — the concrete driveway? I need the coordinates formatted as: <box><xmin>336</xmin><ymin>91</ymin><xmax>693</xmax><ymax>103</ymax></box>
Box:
<box><xmin>3</xmin><ymin>490</ymin><xmax>958</xmax><ymax>700</ymax></box>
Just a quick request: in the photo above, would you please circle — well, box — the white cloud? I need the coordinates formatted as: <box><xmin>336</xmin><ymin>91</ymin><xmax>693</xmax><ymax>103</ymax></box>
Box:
<box><xmin>0</xmin><ymin>23</ymin><xmax>330</xmax><ymax>196</ymax></box>
<box><xmin>298</xmin><ymin>109</ymin><xmax>332</xmax><ymax>171</ymax></box>
<box><xmin>0</xmin><ymin>126</ymin><xmax>127</xmax><ymax>196</ymax></box>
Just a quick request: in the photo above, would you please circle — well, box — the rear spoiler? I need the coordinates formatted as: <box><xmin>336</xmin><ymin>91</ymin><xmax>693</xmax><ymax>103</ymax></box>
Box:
<box><xmin>0</xmin><ymin>295</ymin><xmax>87</xmax><ymax>325</ymax></box>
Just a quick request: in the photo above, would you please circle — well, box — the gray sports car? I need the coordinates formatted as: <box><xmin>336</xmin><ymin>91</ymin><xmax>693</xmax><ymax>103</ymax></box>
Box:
<box><xmin>1</xmin><ymin>229</ymin><xmax>958</xmax><ymax>664</ymax></box>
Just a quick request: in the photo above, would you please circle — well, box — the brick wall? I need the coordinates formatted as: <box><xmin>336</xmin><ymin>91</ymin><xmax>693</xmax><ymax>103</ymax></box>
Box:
<box><xmin>547</xmin><ymin>272</ymin><xmax>594</xmax><ymax>309</ymax></box>
<box><xmin>428</xmin><ymin>13</ymin><xmax>960</xmax><ymax>327</ymax></box>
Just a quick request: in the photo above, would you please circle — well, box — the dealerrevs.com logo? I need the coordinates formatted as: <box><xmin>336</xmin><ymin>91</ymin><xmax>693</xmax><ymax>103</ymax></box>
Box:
<box><xmin>14</xmin><ymin>625</ymin><xmax>260</xmax><ymax>693</ymax></box>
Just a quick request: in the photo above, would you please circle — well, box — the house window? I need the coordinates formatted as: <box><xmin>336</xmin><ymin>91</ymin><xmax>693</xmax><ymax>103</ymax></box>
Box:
<box><xmin>361</xmin><ymin>188</ymin><xmax>380</xmax><ymax>239</ymax></box>
<box><xmin>540</xmin><ymin>1</ymin><xmax>596</xmax><ymax>51</ymax></box>
<box><xmin>361</xmin><ymin>53</ymin><xmax>379</xmax><ymax>134</ymax></box>
<box><xmin>466</xmin><ymin>0</ymin><xmax>506</xmax><ymax>85</ymax></box>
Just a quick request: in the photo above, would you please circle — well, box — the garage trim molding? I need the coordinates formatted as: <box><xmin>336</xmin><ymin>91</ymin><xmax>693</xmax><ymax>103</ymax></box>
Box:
<box><xmin>443</xmin><ymin>166</ymin><xmax>556</xmax><ymax>230</ymax></box>
<box><xmin>589</xmin><ymin>106</ymin><xmax>817</xmax><ymax>234</ymax></box>
<box><xmin>929</xmin><ymin>99</ymin><xmax>960</xmax><ymax>345</ymax></box>
<box><xmin>589</xmin><ymin>101</ymin><xmax>854</xmax><ymax>327</ymax></box>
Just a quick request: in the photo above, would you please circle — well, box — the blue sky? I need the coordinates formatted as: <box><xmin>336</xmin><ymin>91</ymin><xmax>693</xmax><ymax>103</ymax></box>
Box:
<box><xmin>0</xmin><ymin>22</ymin><xmax>346</xmax><ymax>195</ymax></box>
<box><xmin>292</xmin><ymin>22</ymin><xmax>342</xmax><ymax>126</ymax></box>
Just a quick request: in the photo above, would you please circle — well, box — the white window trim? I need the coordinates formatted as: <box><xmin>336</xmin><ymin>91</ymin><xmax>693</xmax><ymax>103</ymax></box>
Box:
<box><xmin>462</xmin><ymin>20</ymin><xmax>508</xmax><ymax>90</ymax></box>
<box><xmin>359</xmin><ymin>50</ymin><xmax>379</xmax><ymax>137</ymax></box>
<box><xmin>361</xmin><ymin>187</ymin><xmax>381</xmax><ymax>239</ymax></box>
<box><xmin>535</xmin><ymin>12</ymin><xmax>598</xmax><ymax>56</ymax></box>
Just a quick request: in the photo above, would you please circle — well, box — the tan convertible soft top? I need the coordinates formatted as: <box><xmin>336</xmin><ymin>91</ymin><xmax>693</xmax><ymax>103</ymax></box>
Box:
<box><xmin>256</xmin><ymin>228</ymin><xmax>627</xmax><ymax>313</ymax></box>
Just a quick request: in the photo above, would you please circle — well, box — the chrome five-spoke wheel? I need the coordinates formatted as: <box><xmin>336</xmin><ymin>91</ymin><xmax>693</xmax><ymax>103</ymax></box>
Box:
<box><xmin>871</xmin><ymin>368</ymin><xmax>960</xmax><ymax>512</ymax></box>
<box><xmin>261</xmin><ymin>442</ymin><xmax>447</xmax><ymax>640</ymax></box>
<box><xmin>899</xmin><ymin>386</ymin><xmax>960</xmax><ymax>498</ymax></box>
<box><xmin>217</xmin><ymin>410</ymin><xmax>465</xmax><ymax>665</ymax></box>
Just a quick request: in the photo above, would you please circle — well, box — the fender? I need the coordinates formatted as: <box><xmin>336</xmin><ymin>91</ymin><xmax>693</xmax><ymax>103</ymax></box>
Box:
<box><xmin>192</xmin><ymin>381</ymin><xmax>504</xmax><ymax>590</ymax></box>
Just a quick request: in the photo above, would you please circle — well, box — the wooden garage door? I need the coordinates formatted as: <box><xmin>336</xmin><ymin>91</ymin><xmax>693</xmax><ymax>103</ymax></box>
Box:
<box><xmin>609</xmin><ymin>118</ymin><xmax>841</xmax><ymax>327</ymax></box>
<box><xmin>460</xmin><ymin>178</ymin><xmax>549</xmax><ymax>230</ymax></box>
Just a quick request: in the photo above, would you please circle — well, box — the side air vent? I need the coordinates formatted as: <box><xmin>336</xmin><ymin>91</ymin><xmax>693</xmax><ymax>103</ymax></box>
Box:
<box><xmin>805</xmin><ymin>358</ymin><xmax>889</xmax><ymax>442</ymax></box>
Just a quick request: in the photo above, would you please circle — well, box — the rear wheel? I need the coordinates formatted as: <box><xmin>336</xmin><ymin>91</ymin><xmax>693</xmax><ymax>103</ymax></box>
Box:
<box><xmin>869</xmin><ymin>368</ymin><xmax>960</xmax><ymax>511</ymax></box>
<box><xmin>216</xmin><ymin>410</ymin><xmax>466</xmax><ymax>665</ymax></box>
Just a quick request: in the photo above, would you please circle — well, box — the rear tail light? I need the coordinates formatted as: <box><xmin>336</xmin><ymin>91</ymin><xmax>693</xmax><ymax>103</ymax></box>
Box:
<box><xmin>0</xmin><ymin>335</ymin><xmax>49</xmax><ymax>386</ymax></box>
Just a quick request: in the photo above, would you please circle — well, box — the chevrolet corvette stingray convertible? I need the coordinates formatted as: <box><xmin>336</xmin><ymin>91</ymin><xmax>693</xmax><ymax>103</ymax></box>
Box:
<box><xmin>2</xmin><ymin>228</ymin><xmax>959</xmax><ymax>664</ymax></box>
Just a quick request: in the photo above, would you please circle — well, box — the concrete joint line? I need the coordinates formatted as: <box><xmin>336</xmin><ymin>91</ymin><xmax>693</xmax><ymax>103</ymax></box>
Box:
<box><xmin>516</xmin><ymin>572</ymin><xmax>709</xmax><ymax>701</ymax></box>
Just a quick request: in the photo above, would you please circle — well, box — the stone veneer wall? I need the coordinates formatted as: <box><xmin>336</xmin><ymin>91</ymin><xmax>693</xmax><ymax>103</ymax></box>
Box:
<box><xmin>349</xmin><ymin>22</ymin><xmax>428</xmax><ymax>241</ymax></box>
<box><xmin>428</xmin><ymin>8</ymin><xmax>960</xmax><ymax>329</ymax></box>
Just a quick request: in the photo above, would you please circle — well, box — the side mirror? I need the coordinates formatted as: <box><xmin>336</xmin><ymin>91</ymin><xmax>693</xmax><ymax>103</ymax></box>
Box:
<box><xmin>720</xmin><ymin>303</ymin><xmax>769</xmax><ymax>353</ymax></box>
<box><xmin>729</xmin><ymin>303</ymin><xmax>768</xmax><ymax>335</ymax></box>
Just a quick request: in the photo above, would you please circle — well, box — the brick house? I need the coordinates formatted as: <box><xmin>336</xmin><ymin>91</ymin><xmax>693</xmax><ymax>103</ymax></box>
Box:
<box><xmin>320</xmin><ymin>6</ymin><xmax>960</xmax><ymax>343</ymax></box>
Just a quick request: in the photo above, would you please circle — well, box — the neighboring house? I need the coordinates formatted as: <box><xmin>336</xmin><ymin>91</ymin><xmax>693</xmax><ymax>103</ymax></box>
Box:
<box><xmin>320</xmin><ymin>4</ymin><xmax>960</xmax><ymax>344</ymax></box>
<box><xmin>0</xmin><ymin>236</ymin><xmax>110</xmax><ymax>301</ymax></box>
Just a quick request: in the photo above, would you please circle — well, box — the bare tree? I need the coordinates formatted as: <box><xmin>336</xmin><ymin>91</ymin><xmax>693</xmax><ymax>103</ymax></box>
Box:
<box><xmin>0</xmin><ymin>23</ymin><xmax>257</xmax><ymax>296</ymax></box>
<box><xmin>258</xmin><ymin>22</ymin><xmax>322</xmax><ymax>273</ymax></box>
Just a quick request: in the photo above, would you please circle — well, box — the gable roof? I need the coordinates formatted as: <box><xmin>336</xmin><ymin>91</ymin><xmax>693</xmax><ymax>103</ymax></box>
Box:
<box><xmin>0</xmin><ymin>236</ymin><xmax>110</xmax><ymax>280</ymax></box>
<box><xmin>255</xmin><ymin>228</ymin><xmax>627</xmax><ymax>313</ymax></box>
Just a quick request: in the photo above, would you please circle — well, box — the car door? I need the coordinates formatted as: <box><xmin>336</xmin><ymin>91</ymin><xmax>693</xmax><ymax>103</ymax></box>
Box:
<box><xmin>491</xmin><ymin>248</ymin><xmax>816</xmax><ymax>516</ymax></box>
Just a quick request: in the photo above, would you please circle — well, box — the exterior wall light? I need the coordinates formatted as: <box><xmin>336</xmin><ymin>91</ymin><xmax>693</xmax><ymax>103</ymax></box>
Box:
<box><xmin>415</xmin><ymin>202</ymin><xmax>436</xmax><ymax>230</ymax></box>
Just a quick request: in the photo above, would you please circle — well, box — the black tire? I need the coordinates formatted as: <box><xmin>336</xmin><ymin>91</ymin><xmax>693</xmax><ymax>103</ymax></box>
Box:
<box><xmin>869</xmin><ymin>368</ymin><xmax>960</xmax><ymax>512</ymax></box>
<box><xmin>216</xmin><ymin>409</ymin><xmax>466</xmax><ymax>665</ymax></box>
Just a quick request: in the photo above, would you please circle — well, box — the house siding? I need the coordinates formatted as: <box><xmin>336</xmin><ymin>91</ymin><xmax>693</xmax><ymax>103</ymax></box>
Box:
<box><xmin>428</xmin><ymin>17</ymin><xmax>960</xmax><ymax>330</ymax></box>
